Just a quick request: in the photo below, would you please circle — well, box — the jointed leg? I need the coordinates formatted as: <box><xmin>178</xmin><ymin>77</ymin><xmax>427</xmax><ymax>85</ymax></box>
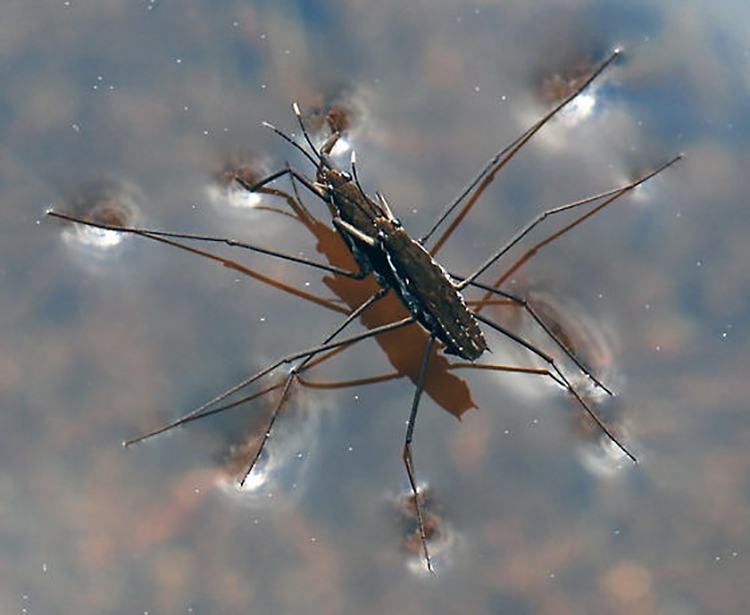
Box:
<box><xmin>123</xmin><ymin>314</ymin><xmax>414</xmax><ymax>447</ymax></box>
<box><xmin>472</xmin><ymin>312</ymin><xmax>636</xmax><ymax>463</ymax></box>
<box><xmin>465</xmin><ymin>280</ymin><xmax>613</xmax><ymax>395</ymax></box>
<box><xmin>457</xmin><ymin>155</ymin><xmax>683</xmax><ymax>291</ymax></box>
<box><xmin>402</xmin><ymin>334</ymin><xmax>437</xmax><ymax>573</ymax></box>
<box><xmin>423</xmin><ymin>50</ymin><xmax>623</xmax><ymax>251</ymax></box>
<box><xmin>236</xmin><ymin>287</ymin><xmax>393</xmax><ymax>484</ymax></box>
<box><xmin>46</xmin><ymin>210</ymin><xmax>368</xmax><ymax>280</ymax></box>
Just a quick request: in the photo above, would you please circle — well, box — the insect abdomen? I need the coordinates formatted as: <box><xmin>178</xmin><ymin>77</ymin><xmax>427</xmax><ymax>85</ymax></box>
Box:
<box><xmin>378</xmin><ymin>222</ymin><xmax>489</xmax><ymax>361</ymax></box>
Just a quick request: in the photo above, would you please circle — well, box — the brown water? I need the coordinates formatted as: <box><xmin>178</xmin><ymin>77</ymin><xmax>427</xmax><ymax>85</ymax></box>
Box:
<box><xmin>3</xmin><ymin>0</ymin><xmax>749</xmax><ymax>613</ymax></box>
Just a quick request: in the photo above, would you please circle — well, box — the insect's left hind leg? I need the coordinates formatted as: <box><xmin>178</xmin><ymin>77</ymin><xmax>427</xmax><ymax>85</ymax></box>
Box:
<box><xmin>402</xmin><ymin>334</ymin><xmax>437</xmax><ymax>573</ymax></box>
<box><xmin>236</xmin><ymin>287</ymin><xmax>392</xmax><ymax>484</ymax></box>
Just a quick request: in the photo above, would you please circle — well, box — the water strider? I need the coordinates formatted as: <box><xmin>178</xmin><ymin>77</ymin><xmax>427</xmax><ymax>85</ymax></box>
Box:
<box><xmin>47</xmin><ymin>48</ymin><xmax>682</xmax><ymax>573</ymax></box>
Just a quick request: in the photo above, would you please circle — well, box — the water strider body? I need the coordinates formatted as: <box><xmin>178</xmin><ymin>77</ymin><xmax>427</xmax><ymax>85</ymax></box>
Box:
<box><xmin>47</xmin><ymin>48</ymin><xmax>683</xmax><ymax>574</ymax></box>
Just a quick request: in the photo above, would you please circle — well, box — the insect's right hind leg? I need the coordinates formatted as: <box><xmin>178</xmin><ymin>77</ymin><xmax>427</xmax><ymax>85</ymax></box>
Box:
<box><xmin>463</xmin><ymin>281</ymin><xmax>614</xmax><ymax>396</ymax></box>
<box><xmin>472</xmin><ymin>311</ymin><xmax>637</xmax><ymax>464</ymax></box>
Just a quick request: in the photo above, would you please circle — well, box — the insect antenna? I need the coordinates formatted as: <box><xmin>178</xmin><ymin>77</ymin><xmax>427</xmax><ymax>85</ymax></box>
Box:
<box><xmin>291</xmin><ymin>102</ymin><xmax>327</xmax><ymax>163</ymax></box>
<box><xmin>260</xmin><ymin>119</ymin><xmax>320</xmax><ymax>168</ymax></box>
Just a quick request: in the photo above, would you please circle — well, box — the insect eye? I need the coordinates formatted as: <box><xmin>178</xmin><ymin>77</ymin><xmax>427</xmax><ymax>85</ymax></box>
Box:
<box><xmin>393</xmin><ymin>218</ymin><xmax>402</xmax><ymax>228</ymax></box>
<box><xmin>341</xmin><ymin>171</ymin><xmax>352</xmax><ymax>181</ymax></box>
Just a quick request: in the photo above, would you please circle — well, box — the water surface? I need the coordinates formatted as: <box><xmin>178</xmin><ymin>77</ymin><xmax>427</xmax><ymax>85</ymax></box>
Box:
<box><xmin>3</xmin><ymin>0</ymin><xmax>749</xmax><ymax>613</ymax></box>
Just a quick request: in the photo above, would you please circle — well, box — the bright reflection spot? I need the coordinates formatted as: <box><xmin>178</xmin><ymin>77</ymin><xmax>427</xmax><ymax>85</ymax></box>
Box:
<box><xmin>205</xmin><ymin>183</ymin><xmax>262</xmax><ymax>211</ymax></box>
<box><xmin>56</xmin><ymin>181</ymin><xmax>142</xmax><ymax>261</ymax></box>
<box><xmin>65</xmin><ymin>223</ymin><xmax>124</xmax><ymax>249</ymax></box>
<box><xmin>628</xmin><ymin>181</ymin><xmax>655</xmax><ymax>205</ymax></box>
<box><xmin>577</xmin><ymin>426</ymin><xmax>636</xmax><ymax>478</ymax></box>
<box><xmin>216</xmin><ymin>439</ymin><xmax>312</xmax><ymax>506</ymax></box>
<box><xmin>329</xmin><ymin>136</ymin><xmax>351</xmax><ymax>158</ymax></box>
<box><xmin>562</xmin><ymin>91</ymin><xmax>597</xmax><ymax>126</ymax></box>
<box><xmin>389</xmin><ymin>482</ymin><xmax>457</xmax><ymax>576</ymax></box>
<box><xmin>215</xmin><ymin>394</ymin><xmax>323</xmax><ymax>507</ymax></box>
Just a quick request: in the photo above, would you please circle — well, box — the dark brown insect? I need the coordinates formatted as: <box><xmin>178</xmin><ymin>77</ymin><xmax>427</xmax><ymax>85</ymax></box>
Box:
<box><xmin>47</xmin><ymin>48</ymin><xmax>682</xmax><ymax>573</ymax></box>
